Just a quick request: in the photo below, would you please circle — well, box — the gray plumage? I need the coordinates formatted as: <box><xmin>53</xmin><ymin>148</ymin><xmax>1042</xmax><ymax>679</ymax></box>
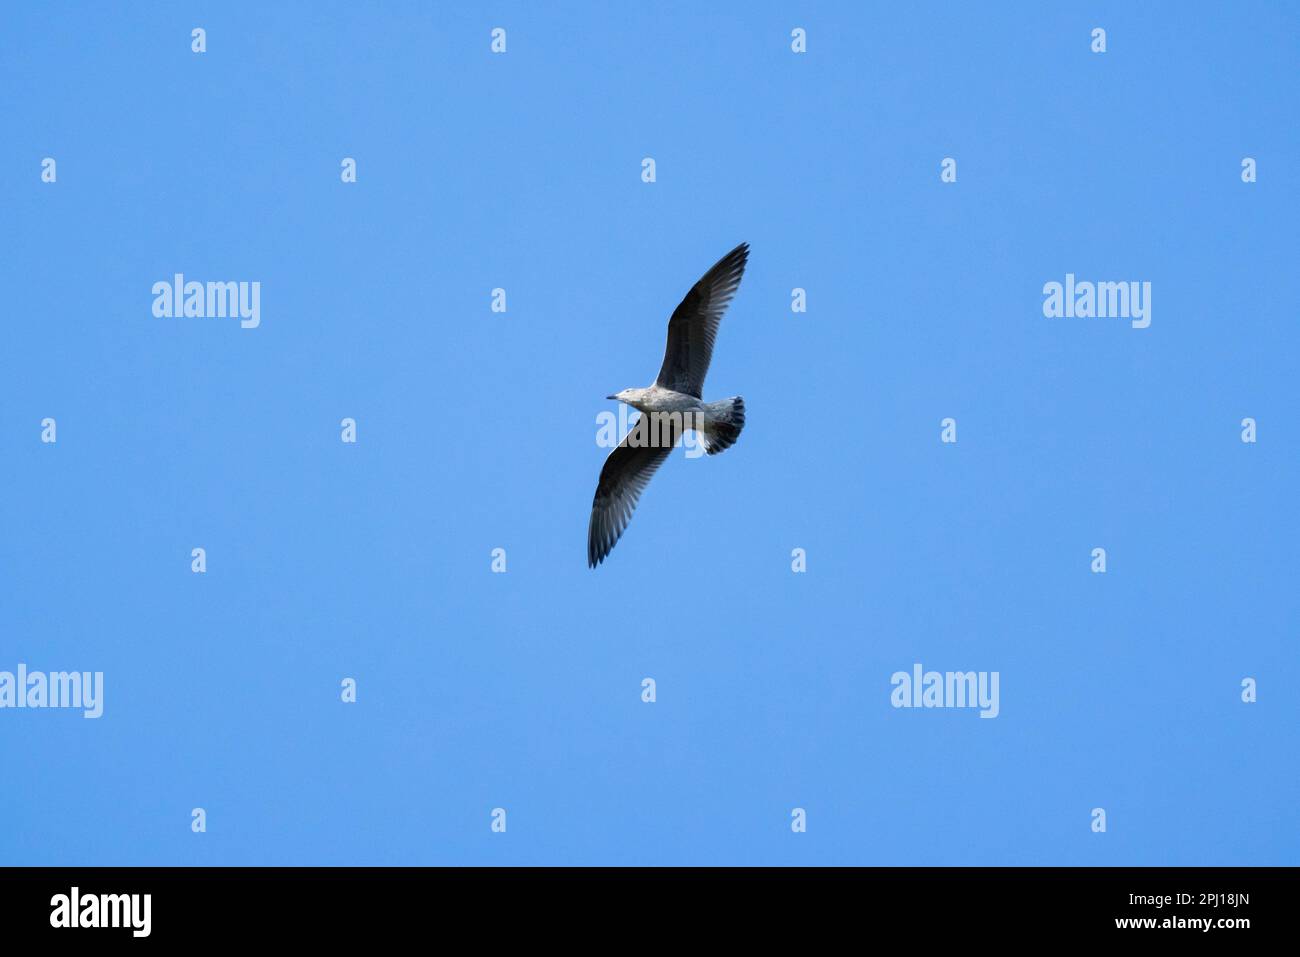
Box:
<box><xmin>588</xmin><ymin>243</ymin><xmax>750</xmax><ymax>568</ymax></box>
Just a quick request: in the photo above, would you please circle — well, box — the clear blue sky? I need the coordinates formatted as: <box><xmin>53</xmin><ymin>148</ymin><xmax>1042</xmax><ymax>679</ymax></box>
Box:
<box><xmin>2</xmin><ymin>1</ymin><xmax>1296</xmax><ymax>865</ymax></box>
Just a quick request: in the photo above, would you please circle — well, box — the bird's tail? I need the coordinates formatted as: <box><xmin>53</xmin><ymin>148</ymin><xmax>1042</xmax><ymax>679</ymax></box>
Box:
<box><xmin>701</xmin><ymin>396</ymin><xmax>745</xmax><ymax>455</ymax></box>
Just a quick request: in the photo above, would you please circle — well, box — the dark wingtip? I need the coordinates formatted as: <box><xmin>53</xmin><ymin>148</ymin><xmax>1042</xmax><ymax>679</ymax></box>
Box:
<box><xmin>710</xmin><ymin>242</ymin><xmax>748</xmax><ymax>281</ymax></box>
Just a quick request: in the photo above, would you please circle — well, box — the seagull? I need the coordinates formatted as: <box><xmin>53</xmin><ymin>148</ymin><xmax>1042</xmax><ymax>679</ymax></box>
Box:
<box><xmin>588</xmin><ymin>242</ymin><xmax>749</xmax><ymax>567</ymax></box>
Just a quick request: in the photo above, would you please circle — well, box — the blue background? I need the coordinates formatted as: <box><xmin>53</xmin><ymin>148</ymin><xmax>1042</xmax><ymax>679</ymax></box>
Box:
<box><xmin>1</xmin><ymin>1</ymin><xmax>1295</xmax><ymax>865</ymax></box>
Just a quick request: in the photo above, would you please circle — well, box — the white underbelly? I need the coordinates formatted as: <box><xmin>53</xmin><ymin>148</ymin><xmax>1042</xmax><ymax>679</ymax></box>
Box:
<box><xmin>640</xmin><ymin>388</ymin><xmax>702</xmax><ymax>415</ymax></box>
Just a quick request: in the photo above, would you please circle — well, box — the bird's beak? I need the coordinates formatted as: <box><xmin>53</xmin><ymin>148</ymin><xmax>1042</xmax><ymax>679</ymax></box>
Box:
<box><xmin>606</xmin><ymin>394</ymin><xmax>618</xmax><ymax>401</ymax></box>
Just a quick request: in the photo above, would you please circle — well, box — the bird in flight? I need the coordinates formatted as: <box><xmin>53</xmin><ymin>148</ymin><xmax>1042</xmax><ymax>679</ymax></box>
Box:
<box><xmin>588</xmin><ymin>242</ymin><xmax>749</xmax><ymax>567</ymax></box>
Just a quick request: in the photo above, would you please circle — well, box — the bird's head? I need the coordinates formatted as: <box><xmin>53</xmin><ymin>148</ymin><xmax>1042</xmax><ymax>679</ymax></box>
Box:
<box><xmin>607</xmin><ymin>388</ymin><xmax>642</xmax><ymax>405</ymax></box>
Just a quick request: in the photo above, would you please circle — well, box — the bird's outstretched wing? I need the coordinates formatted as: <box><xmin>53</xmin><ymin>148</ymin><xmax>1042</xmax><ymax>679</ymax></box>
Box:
<box><xmin>654</xmin><ymin>242</ymin><xmax>749</xmax><ymax>398</ymax></box>
<box><xmin>588</xmin><ymin>415</ymin><xmax>683</xmax><ymax>567</ymax></box>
